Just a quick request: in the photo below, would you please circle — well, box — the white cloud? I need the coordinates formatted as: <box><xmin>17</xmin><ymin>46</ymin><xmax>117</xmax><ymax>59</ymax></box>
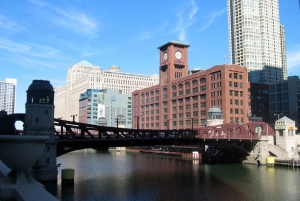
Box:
<box><xmin>287</xmin><ymin>50</ymin><xmax>300</xmax><ymax>69</ymax></box>
<box><xmin>0</xmin><ymin>15</ymin><xmax>23</xmax><ymax>32</ymax></box>
<box><xmin>28</xmin><ymin>0</ymin><xmax>47</xmax><ymax>7</ymax></box>
<box><xmin>198</xmin><ymin>9</ymin><xmax>226</xmax><ymax>31</ymax></box>
<box><xmin>29</xmin><ymin>1</ymin><xmax>98</xmax><ymax>37</ymax></box>
<box><xmin>0</xmin><ymin>39</ymin><xmax>59</xmax><ymax>58</ymax></box>
<box><xmin>169</xmin><ymin>0</ymin><xmax>199</xmax><ymax>42</ymax></box>
<box><xmin>0</xmin><ymin>38</ymin><xmax>61</xmax><ymax>69</ymax></box>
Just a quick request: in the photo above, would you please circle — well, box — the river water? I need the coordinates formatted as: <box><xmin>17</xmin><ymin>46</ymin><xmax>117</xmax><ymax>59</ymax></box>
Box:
<box><xmin>43</xmin><ymin>149</ymin><xmax>300</xmax><ymax>201</ymax></box>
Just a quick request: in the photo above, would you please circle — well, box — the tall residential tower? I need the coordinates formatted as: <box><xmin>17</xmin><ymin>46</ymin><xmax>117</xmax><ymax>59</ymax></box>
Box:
<box><xmin>227</xmin><ymin>0</ymin><xmax>287</xmax><ymax>83</ymax></box>
<box><xmin>0</xmin><ymin>78</ymin><xmax>17</xmax><ymax>114</ymax></box>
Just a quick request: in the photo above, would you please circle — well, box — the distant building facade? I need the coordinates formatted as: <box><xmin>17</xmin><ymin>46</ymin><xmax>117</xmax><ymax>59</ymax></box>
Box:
<box><xmin>79</xmin><ymin>89</ymin><xmax>132</xmax><ymax>127</ymax></box>
<box><xmin>0</xmin><ymin>78</ymin><xmax>17</xmax><ymax>114</ymax></box>
<box><xmin>269</xmin><ymin>76</ymin><xmax>300</xmax><ymax>128</ymax></box>
<box><xmin>227</xmin><ymin>0</ymin><xmax>287</xmax><ymax>83</ymax></box>
<box><xmin>54</xmin><ymin>60</ymin><xmax>159</xmax><ymax>121</ymax></box>
<box><xmin>132</xmin><ymin>41</ymin><xmax>250</xmax><ymax>130</ymax></box>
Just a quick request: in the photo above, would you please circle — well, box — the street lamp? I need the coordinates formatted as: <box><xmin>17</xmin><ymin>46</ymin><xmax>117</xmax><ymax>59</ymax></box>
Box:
<box><xmin>137</xmin><ymin>116</ymin><xmax>140</xmax><ymax>130</ymax></box>
<box><xmin>274</xmin><ymin>113</ymin><xmax>283</xmax><ymax>120</ymax></box>
<box><xmin>71</xmin><ymin>114</ymin><xmax>77</xmax><ymax>122</ymax></box>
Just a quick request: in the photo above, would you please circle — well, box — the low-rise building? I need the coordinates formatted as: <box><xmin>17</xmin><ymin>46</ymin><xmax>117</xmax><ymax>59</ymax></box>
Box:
<box><xmin>79</xmin><ymin>89</ymin><xmax>132</xmax><ymax>127</ymax></box>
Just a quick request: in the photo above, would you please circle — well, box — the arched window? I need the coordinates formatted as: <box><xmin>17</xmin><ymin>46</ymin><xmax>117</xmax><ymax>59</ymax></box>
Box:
<box><xmin>192</xmin><ymin>80</ymin><xmax>198</xmax><ymax>85</ymax></box>
<box><xmin>200</xmin><ymin>78</ymin><xmax>206</xmax><ymax>83</ymax></box>
<box><xmin>163</xmin><ymin>88</ymin><xmax>167</xmax><ymax>92</ymax></box>
<box><xmin>172</xmin><ymin>85</ymin><xmax>177</xmax><ymax>91</ymax></box>
<box><xmin>185</xmin><ymin>82</ymin><xmax>190</xmax><ymax>87</ymax></box>
<box><xmin>150</xmin><ymin>91</ymin><xmax>154</xmax><ymax>96</ymax></box>
<box><xmin>178</xmin><ymin>84</ymin><xmax>183</xmax><ymax>89</ymax></box>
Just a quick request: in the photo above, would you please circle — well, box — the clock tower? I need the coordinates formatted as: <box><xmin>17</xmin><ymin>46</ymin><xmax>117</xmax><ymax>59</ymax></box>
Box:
<box><xmin>158</xmin><ymin>41</ymin><xmax>190</xmax><ymax>86</ymax></box>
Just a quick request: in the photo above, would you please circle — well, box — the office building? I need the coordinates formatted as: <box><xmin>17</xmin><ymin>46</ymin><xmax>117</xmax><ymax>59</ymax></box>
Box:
<box><xmin>0</xmin><ymin>78</ymin><xmax>17</xmax><ymax>114</ymax></box>
<box><xmin>227</xmin><ymin>0</ymin><xmax>287</xmax><ymax>83</ymax></box>
<box><xmin>248</xmin><ymin>82</ymin><xmax>270</xmax><ymax>123</ymax></box>
<box><xmin>79</xmin><ymin>89</ymin><xmax>132</xmax><ymax>127</ymax></box>
<box><xmin>54</xmin><ymin>60</ymin><xmax>159</xmax><ymax>121</ymax></box>
<box><xmin>132</xmin><ymin>41</ymin><xmax>250</xmax><ymax>130</ymax></box>
<box><xmin>269</xmin><ymin>76</ymin><xmax>300</xmax><ymax>128</ymax></box>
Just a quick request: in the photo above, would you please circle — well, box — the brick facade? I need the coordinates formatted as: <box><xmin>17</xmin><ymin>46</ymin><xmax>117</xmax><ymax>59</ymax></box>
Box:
<box><xmin>132</xmin><ymin>42</ymin><xmax>250</xmax><ymax>130</ymax></box>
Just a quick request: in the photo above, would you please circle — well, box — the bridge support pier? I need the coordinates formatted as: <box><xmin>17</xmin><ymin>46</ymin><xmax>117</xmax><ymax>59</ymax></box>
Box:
<box><xmin>243</xmin><ymin>136</ymin><xmax>274</xmax><ymax>165</ymax></box>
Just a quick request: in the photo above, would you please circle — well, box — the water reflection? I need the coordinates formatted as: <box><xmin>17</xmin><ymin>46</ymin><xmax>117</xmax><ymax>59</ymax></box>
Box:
<box><xmin>42</xmin><ymin>149</ymin><xmax>300</xmax><ymax>201</ymax></box>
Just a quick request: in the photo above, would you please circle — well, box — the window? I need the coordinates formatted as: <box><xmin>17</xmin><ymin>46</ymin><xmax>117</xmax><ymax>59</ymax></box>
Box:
<box><xmin>230</xmin><ymin>99</ymin><xmax>233</xmax><ymax>105</ymax></box>
<box><xmin>229</xmin><ymin>81</ymin><xmax>232</xmax><ymax>87</ymax></box>
<box><xmin>229</xmin><ymin>73</ymin><xmax>232</xmax><ymax>78</ymax></box>
<box><xmin>235</xmin><ymin>109</ymin><xmax>239</xmax><ymax>114</ymax></box>
<box><xmin>192</xmin><ymin>80</ymin><xmax>198</xmax><ymax>85</ymax></box>
<box><xmin>185</xmin><ymin>105</ymin><xmax>190</xmax><ymax>110</ymax></box>
<box><xmin>235</xmin><ymin>100</ymin><xmax>238</xmax><ymax>105</ymax></box>
<box><xmin>230</xmin><ymin>108</ymin><xmax>233</xmax><ymax>114</ymax></box>
<box><xmin>234</xmin><ymin>73</ymin><xmax>238</xmax><ymax>79</ymax></box>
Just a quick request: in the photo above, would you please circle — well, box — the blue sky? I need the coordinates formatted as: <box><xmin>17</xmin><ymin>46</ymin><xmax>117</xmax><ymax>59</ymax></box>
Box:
<box><xmin>0</xmin><ymin>0</ymin><xmax>299</xmax><ymax>114</ymax></box>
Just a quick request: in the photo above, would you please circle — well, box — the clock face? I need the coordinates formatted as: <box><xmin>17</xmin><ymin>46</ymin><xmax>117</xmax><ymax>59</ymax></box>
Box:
<box><xmin>175</xmin><ymin>51</ymin><xmax>182</xmax><ymax>59</ymax></box>
<box><xmin>163</xmin><ymin>52</ymin><xmax>168</xmax><ymax>60</ymax></box>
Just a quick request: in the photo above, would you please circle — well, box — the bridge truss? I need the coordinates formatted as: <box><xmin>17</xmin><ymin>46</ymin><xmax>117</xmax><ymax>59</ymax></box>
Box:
<box><xmin>54</xmin><ymin>119</ymin><xmax>275</xmax><ymax>157</ymax></box>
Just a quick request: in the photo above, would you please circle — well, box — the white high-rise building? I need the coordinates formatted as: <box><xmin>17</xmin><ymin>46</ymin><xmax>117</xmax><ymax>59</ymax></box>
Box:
<box><xmin>54</xmin><ymin>60</ymin><xmax>159</xmax><ymax>121</ymax></box>
<box><xmin>0</xmin><ymin>78</ymin><xmax>17</xmax><ymax>114</ymax></box>
<box><xmin>227</xmin><ymin>0</ymin><xmax>287</xmax><ymax>83</ymax></box>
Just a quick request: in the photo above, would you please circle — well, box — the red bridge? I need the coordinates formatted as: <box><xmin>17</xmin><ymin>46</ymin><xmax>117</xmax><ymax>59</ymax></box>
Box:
<box><xmin>55</xmin><ymin>119</ymin><xmax>275</xmax><ymax>158</ymax></box>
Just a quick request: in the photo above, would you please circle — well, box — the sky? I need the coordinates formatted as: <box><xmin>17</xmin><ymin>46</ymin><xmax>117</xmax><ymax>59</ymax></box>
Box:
<box><xmin>0</xmin><ymin>0</ymin><xmax>299</xmax><ymax>115</ymax></box>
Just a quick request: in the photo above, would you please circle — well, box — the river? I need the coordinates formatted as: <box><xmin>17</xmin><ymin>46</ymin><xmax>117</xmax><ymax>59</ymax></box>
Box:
<box><xmin>43</xmin><ymin>149</ymin><xmax>300</xmax><ymax>201</ymax></box>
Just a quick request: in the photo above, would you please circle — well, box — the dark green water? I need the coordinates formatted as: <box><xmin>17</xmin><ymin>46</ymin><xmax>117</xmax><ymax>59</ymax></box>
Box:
<box><xmin>44</xmin><ymin>149</ymin><xmax>300</xmax><ymax>201</ymax></box>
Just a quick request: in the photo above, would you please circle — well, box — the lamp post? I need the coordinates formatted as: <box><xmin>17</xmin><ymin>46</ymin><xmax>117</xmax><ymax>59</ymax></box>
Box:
<box><xmin>71</xmin><ymin>114</ymin><xmax>77</xmax><ymax>122</ymax></box>
<box><xmin>137</xmin><ymin>116</ymin><xmax>140</xmax><ymax>130</ymax></box>
<box><xmin>274</xmin><ymin>113</ymin><xmax>283</xmax><ymax>120</ymax></box>
<box><xmin>116</xmin><ymin>117</ymin><xmax>119</xmax><ymax>128</ymax></box>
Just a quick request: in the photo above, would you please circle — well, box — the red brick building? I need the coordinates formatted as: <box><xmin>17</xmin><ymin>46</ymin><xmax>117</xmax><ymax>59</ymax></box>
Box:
<box><xmin>132</xmin><ymin>41</ymin><xmax>250</xmax><ymax>130</ymax></box>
